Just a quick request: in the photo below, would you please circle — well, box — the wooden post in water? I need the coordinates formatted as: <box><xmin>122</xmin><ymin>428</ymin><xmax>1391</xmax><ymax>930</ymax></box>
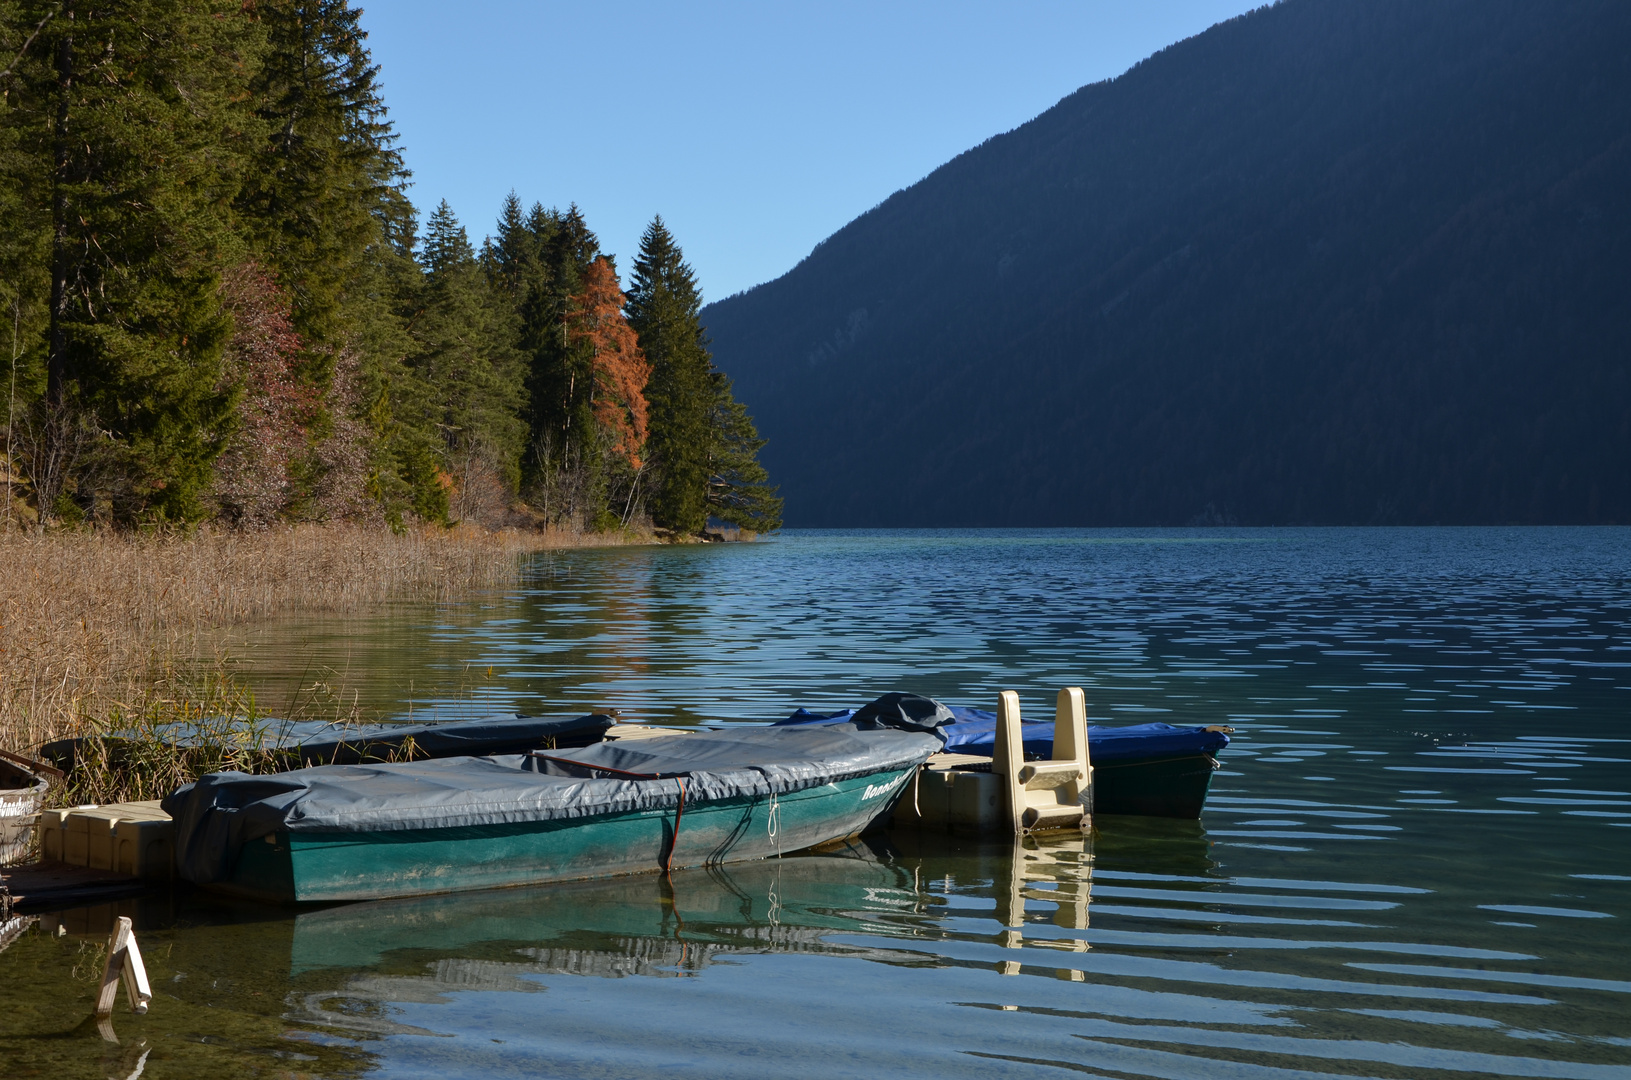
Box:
<box><xmin>95</xmin><ymin>916</ymin><xmax>151</xmax><ymax>1017</ymax></box>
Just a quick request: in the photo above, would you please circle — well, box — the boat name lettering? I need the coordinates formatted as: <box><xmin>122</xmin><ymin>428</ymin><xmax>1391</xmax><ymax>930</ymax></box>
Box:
<box><xmin>861</xmin><ymin>773</ymin><xmax>910</xmax><ymax>802</ymax></box>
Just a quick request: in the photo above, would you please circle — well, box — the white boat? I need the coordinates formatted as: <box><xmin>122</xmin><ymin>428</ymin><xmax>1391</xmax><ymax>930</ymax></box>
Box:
<box><xmin>0</xmin><ymin>749</ymin><xmax>54</xmax><ymax>866</ymax></box>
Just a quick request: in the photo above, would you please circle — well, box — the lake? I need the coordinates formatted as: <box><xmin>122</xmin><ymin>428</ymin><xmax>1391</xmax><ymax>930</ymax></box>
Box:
<box><xmin>4</xmin><ymin>528</ymin><xmax>1629</xmax><ymax>1079</ymax></box>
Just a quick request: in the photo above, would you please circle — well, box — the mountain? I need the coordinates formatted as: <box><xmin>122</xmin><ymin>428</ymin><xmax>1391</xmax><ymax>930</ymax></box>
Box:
<box><xmin>701</xmin><ymin>0</ymin><xmax>1631</xmax><ymax>526</ymax></box>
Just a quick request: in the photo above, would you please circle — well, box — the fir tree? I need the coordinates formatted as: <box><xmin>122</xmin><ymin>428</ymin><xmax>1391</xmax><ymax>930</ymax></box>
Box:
<box><xmin>339</xmin><ymin>175</ymin><xmax>442</xmax><ymax>528</ymax></box>
<box><xmin>501</xmin><ymin>201</ymin><xmax>617</xmax><ymax>527</ymax></box>
<box><xmin>0</xmin><ymin>0</ymin><xmax>54</xmax><ymax>507</ymax></box>
<box><xmin>486</xmin><ymin>191</ymin><xmax>538</xmax><ymax>303</ymax></box>
<box><xmin>706</xmin><ymin>371</ymin><xmax>783</xmax><ymax>533</ymax></box>
<box><xmin>626</xmin><ymin>216</ymin><xmax>713</xmax><ymax>535</ymax></box>
<box><xmin>527</xmin><ymin>203</ymin><xmax>600</xmax><ymax>462</ymax></box>
<box><xmin>242</xmin><ymin>0</ymin><xmax>426</xmax><ymax>524</ymax></box>
<box><xmin>244</xmin><ymin>0</ymin><xmax>403</xmax><ymax>354</ymax></box>
<box><xmin>25</xmin><ymin>0</ymin><xmax>262</xmax><ymax>523</ymax></box>
<box><xmin>409</xmin><ymin>200</ymin><xmax>526</xmax><ymax>523</ymax></box>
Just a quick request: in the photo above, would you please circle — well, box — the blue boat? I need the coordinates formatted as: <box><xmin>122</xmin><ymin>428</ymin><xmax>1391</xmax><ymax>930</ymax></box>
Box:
<box><xmin>778</xmin><ymin>704</ymin><xmax>1230</xmax><ymax>819</ymax></box>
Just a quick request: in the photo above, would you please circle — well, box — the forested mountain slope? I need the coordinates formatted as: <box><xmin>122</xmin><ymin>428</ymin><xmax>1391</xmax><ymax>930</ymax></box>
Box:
<box><xmin>702</xmin><ymin>0</ymin><xmax>1631</xmax><ymax>525</ymax></box>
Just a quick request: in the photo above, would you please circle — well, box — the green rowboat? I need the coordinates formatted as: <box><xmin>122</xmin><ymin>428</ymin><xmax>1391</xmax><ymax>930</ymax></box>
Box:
<box><xmin>225</xmin><ymin>766</ymin><xmax>917</xmax><ymax>903</ymax></box>
<box><xmin>163</xmin><ymin>720</ymin><xmax>942</xmax><ymax>904</ymax></box>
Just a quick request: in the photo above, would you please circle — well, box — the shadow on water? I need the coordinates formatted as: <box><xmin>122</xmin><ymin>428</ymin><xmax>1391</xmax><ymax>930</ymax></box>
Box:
<box><xmin>1089</xmin><ymin>815</ymin><xmax>1218</xmax><ymax>879</ymax></box>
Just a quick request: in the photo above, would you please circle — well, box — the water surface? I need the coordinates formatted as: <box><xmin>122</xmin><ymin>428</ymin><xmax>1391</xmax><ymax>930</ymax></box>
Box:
<box><xmin>3</xmin><ymin>528</ymin><xmax>1628</xmax><ymax>1079</ymax></box>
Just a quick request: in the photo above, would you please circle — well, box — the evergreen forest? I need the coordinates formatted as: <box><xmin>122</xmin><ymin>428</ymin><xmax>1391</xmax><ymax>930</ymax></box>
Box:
<box><xmin>705</xmin><ymin>0</ymin><xmax>1631</xmax><ymax>526</ymax></box>
<box><xmin>0</xmin><ymin>0</ymin><xmax>780</xmax><ymax>535</ymax></box>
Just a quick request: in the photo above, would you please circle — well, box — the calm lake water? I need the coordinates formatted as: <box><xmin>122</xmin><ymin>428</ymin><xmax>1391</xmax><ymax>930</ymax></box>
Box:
<box><xmin>4</xmin><ymin>528</ymin><xmax>1630</xmax><ymax>1079</ymax></box>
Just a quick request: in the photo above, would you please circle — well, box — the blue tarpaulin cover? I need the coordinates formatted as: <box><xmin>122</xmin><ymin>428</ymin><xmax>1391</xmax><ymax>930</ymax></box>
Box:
<box><xmin>775</xmin><ymin>704</ymin><xmax>1228</xmax><ymax>764</ymax></box>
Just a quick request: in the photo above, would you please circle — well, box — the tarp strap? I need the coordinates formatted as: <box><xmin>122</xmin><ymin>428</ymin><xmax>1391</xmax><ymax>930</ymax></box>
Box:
<box><xmin>669</xmin><ymin>778</ymin><xmax>687</xmax><ymax>873</ymax></box>
<box><xmin>529</xmin><ymin>753</ymin><xmax>690</xmax><ymax>870</ymax></box>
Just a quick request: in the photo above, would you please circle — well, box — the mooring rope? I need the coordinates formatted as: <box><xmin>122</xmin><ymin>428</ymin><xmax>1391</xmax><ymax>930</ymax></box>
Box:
<box><xmin>767</xmin><ymin>791</ymin><xmax>782</xmax><ymax>857</ymax></box>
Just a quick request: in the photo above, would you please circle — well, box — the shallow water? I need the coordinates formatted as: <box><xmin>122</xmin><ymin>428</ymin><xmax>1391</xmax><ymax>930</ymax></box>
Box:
<box><xmin>3</xmin><ymin>528</ymin><xmax>1629</xmax><ymax>1079</ymax></box>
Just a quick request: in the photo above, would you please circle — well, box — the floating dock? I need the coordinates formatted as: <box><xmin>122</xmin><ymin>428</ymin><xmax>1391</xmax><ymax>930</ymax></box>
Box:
<box><xmin>892</xmin><ymin>688</ymin><xmax>1093</xmax><ymax>834</ymax></box>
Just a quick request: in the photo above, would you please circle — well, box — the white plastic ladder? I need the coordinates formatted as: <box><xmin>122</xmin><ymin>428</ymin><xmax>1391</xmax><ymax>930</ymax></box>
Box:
<box><xmin>994</xmin><ymin>688</ymin><xmax>1092</xmax><ymax>833</ymax></box>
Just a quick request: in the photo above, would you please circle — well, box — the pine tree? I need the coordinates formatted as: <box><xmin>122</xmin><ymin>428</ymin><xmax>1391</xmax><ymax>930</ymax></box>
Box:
<box><xmin>626</xmin><ymin>216</ymin><xmax>713</xmax><ymax>535</ymax></box>
<box><xmin>408</xmin><ymin>201</ymin><xmax>526</xmax><ymax>524</ymax></box>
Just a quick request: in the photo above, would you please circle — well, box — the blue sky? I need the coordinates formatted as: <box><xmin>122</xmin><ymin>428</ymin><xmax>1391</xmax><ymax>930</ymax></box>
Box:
<box><xmin>362</xmin><ymin>1</ymin><xmax>1262</xmax><ymax>302</ymax></box>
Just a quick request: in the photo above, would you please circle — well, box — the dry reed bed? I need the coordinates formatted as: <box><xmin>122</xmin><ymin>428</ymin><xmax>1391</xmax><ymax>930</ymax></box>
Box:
<box><xmin>0</xmin><ymin>524</ymin><xmax>617</xmax><ymax>753</ymax></box>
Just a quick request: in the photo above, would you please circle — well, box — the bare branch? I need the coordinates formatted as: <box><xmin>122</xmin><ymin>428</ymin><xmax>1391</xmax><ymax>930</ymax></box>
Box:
<box><xmin>0</xmin><ymin>2</ymin><xmax>65</xmax><ymax>85</ymax></box>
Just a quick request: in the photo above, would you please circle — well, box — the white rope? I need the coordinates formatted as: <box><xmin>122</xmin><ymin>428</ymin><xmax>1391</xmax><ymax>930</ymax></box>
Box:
<box><xmin>767</xmin><ymin>792</ymin><xmax>782</xmax><ymax>857</ymax></box>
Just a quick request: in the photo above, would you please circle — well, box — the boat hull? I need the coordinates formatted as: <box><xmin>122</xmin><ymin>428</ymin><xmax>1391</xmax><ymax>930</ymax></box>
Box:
<box><xmin>220</xmin><ymin>766</ymin><xmax>917</xmax><ymax>903</ymax></box>
<box><xmin>0</xmin><ymin>758</ymin><xmax>49</xmax><ymax>866</ymax></box>
<box><xmin>1091</xmin><ymin>752</ymin><xmax>1220</xmax><ymax>819</ymax></box>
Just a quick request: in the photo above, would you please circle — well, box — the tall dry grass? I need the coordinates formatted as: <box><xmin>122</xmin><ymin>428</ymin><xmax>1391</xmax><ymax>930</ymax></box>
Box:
<box><xmin>0</xmin><ymin>523</ymin><xmax>627</xmax><ymax>758</ymax></box>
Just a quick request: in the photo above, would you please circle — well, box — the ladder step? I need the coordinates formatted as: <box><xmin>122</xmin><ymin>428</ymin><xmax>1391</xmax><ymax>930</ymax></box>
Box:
<box><xmin>995</xmin><ymin>688</ymin><xmax>1093</xmax><ymax>835</ymax></box>
<box><xmin>1020</xmin><ymin>804</ymin><xmax>1085</xmax><ymax>830</ymax></box>
<box><xmin>1018</xmin><ymin>760</ymin><xmax>1088</xmax><ymax>789</ymax></box>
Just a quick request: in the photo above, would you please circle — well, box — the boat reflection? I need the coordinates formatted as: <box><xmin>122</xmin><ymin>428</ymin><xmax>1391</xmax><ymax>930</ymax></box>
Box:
<box><xmin>285</xmin><ymin>836</ymin><xmax>940</xmax><ymax>1033</ymax></box>
<box><xmin>283</xmin><ymin>828</ymin><xmax>1106</xmax><ymax>1036</ymax></box>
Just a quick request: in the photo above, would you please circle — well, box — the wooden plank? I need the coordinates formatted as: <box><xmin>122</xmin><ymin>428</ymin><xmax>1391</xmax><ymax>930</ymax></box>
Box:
<box><xmin>122</xmin><ymin>927</ymin><xmax>152</xmax><ymax>1014</ymax></box>
<box><xmin>604</xmin><ymin>724</ymin><xmax>688</xmax><ymax>741</ymax></box>
<box><xmin>95</xmin><ymin>916</ymin><xmax>132</xmax><ymax>1016</ymax></box>
<box><xmin>924</xmin><ymin>752</ymin><xmax>992</xmax><ymax>770</ymax></box>
<box><xmin>0</xmin><ymin>745</ymin><xmax>64</xmax><ymax>781</ymax></box>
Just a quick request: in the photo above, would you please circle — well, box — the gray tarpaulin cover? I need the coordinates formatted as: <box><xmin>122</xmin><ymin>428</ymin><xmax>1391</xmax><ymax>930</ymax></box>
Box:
<box><xmin>162</xmin><ymin>720</ymin><xmax>946</xmax><ymax>884</ymax></box>
<box><xmin>43</xmin><ymin>712</ymin><xmax>613</xmax><ymax>770</ymax></box>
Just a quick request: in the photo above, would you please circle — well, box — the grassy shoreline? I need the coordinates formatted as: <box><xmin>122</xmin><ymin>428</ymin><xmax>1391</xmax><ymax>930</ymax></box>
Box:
<box><xmin>0</xmin><ymin>524</ymin><xmax>645</xmax><ymax>770</ymax></box>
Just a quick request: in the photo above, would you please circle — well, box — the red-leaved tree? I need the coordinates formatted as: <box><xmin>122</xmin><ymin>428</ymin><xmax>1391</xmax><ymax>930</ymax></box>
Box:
<box><xmin>569</xmin><ymin>257</ymin><xmax>651</xmax><ymax>468</ymax></box>
<box><xmin>210</xmin><ymin>264</ymin><xmax>318</xmax><ymax>527</ymax></box>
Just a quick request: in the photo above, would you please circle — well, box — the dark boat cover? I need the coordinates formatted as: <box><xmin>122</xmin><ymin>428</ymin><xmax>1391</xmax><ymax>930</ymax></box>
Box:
<box><xmin>43</xmin><ymin>712</ymin><xmax>613</xmax><ymax>770</ymax></box>
<box><xmin>776</xmin><ymin>704</ymin><xmax>1229</xmax><ymax>764</ymax></box>
<box><xmin>162</xmin><ymin>719</ymin><xmax>945</xmax><ymax>885</ymax></box>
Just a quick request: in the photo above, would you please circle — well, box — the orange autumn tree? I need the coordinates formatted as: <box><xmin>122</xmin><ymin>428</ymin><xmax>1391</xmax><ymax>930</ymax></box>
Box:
<box><xmin>569</xmin><ymin>257</ymin><xmax>651</xmax><ymax>468</ymax></box>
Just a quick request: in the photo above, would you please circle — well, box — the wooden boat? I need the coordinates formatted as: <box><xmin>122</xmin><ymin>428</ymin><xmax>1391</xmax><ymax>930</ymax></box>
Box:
<box><xmin>0</xmin><ymin>749</ymin><xmax>57</xmax><ymax>866</ymax></box>
<box><xmin>163</xmin><ymin>717</ymin><xmax>944</xmax><ymax>904</ymax></box>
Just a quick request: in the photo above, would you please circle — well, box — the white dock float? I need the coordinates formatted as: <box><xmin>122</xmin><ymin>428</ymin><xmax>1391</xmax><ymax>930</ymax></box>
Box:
<box><xmin>894</xmin><ymin>688</ymin><xmax>1093</xmax><ymax>835</ymax></box>
<box><xmin>36</xmin><ymin>801</ymin><xmax>175</xmax><ymax>879</ymax></box>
